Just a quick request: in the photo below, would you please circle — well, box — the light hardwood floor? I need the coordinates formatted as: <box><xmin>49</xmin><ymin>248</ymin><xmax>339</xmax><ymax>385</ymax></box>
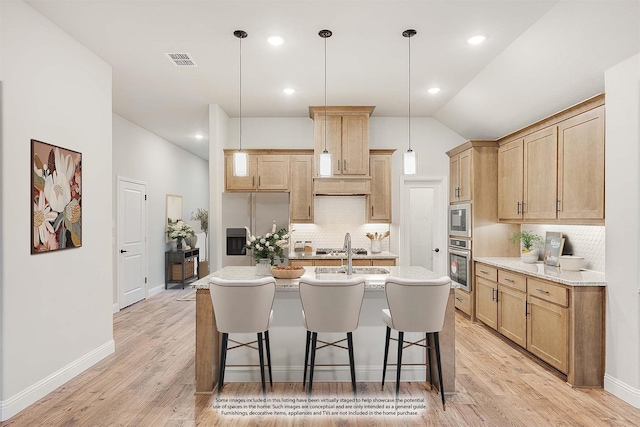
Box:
<box><xmin>3</xmin><ymin>287</ymin><xmax>639</xmax><ymax>426</ymax></box>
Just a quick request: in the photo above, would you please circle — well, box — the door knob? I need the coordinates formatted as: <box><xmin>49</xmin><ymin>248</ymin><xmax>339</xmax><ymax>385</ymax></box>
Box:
<box><xmin>433</xmin><ymin>248</ymin><xmax>440</xmax><ymax>253</ymax></box>
<box><xmin>120</xmin><ymin>249</ymin><xmax>128</xmax><ymax>253</ymax></box>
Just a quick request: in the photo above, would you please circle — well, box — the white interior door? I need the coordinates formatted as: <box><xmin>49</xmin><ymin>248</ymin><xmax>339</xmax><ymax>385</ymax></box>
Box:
<box><xmin>400</xmin><ymin>176</ymin><xmax>447</xmax><ymax>275</ymax></box>
<box><xmin>117</xmin><ymin>177</ymin><xmax>147</xmax><ymax>309</ymax></box>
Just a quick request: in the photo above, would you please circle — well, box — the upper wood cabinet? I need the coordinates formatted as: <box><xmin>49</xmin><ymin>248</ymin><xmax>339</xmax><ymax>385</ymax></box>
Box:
<box><xmin>224</xmin><ymin>151</ymin><xmax>291</xmax><ymax>192</ymax></box>
<box><xmin>367</xmin><ymin>152</ymin><xmax>392</xmax><ymax>223</ymax></box>
<box><xmin>310</xmin><ymin>106</ymin><xmax>375</xmax><ymax>176</ymax></box>
<box><xmin>449</xmin><ymin>148</ymin><xmax>472</xmax><ymax>202</ymax></box>
<box><xmin>497</xmin><ymin>97</ymin><xmax>605</xmax><ymax>223</ymax></box>
<box><xmin>289</xmin><ymin>155</ymin><xmax>314</xmax><ymax>223</ymax></box>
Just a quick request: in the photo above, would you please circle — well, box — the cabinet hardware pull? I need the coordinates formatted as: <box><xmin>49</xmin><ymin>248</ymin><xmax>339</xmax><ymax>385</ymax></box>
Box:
<box><xmin>556</xmin><ymin>199</ymin><xmax>561</xmax><ymax>213</ymax></box>
<box><xmin>337</xmin><ymin>159</ymin><xmax>340</xmax><ymax>170</ymax></box>
<box><xmin>522</xmin><ymin>201</ymin><xmax>526</xmax><ymax>214</ymax></box>
<box><xmin>371</xmin><ymin>206</ymin><xmax>374</xmax><ymax>216</ymax></box>
<box><xmin>252</xmin><ymin>176</ymin><xmax>255</xmax><ymax>187</ymax></box>
<box><xmin>480</xmin><ymin>270</ymin><xmax>489</xmax><ymax>274</ymax></box>
<box><xmin>259</xmin><ymin>176</ymin><xmax>261</xmax><ymax>186</ymax></box>
<box><xmin>491</xmin><ymin>288</ymin><xmax>496</xmax><ymax>302</ymax></box>
<box><xmin>343</xmin><ymin>159</ymin><xmax>346</xmax><ymax>171</ymax></box>
<box><xmin>536</xmin><ymin>288</ymin><xmax>550</xmax><ymax>294</ymax></box>
<box><xmin>525</xmin><ymin>301</ymin><xmax>529</xmax><ymax>316</ymax></box>
<box><xmin>505</xmin><ymin>278</ymin><xmax>514</xmax><ymax>283</ymax></box>
<box><xmin>308</xmin><ymin>206</ymin><xmax>311</xmax><ymax>216</ymax></box>
<box><xmin>455</xmin><ymin>297</ymin><xmax>462</xmax><ymax>302</ymax></box>
<box><xmin>517</xmin><ymin>202</ymin><xmax>521</xmax><ymax>215</ymax></box>
<box><xmin>495</xmin><ymin>289</ymin><xmax>499</xmax><ymax>303</ymax></box>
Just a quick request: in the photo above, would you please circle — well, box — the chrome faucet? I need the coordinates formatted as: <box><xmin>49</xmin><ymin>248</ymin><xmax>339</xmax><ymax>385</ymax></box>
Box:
<box><xmin>343</xmin><ymin>232</ymin><xmax>353</xmax><ymax>275</ymax></box>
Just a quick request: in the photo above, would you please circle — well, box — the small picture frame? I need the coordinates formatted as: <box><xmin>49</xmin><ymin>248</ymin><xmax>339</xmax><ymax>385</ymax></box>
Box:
<box><xmin>543</xmin><ymin>232</ymin><xmax>564</xmax><ymax>267</ymax></box>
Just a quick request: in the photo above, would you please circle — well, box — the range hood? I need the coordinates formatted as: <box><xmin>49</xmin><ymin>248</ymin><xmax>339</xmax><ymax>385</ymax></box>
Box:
<box><xmin>313</xmin><ymin>176</ymin><xmax>372</xmax><ymax>195</ymax></box>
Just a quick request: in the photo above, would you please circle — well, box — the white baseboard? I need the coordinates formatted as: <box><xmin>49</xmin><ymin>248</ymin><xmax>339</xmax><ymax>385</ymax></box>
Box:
<box><xmin>0</xmin><ymin>340</ymin><xmax>115</xmax><ymax>422</ymax></box>
<box><xmin>604</xmin><ymin>373</ymin><xmax>640</xmax><ymax>408</ymax></box>
<box><xmin>148</xmin><ymin>284</ymin><xmax>164</xmax><ymax>298</ymax></box>
<box><xmin>112</xmin><ymin>302</ymin><xmax>120</xmax><ymax>314</ymax></box>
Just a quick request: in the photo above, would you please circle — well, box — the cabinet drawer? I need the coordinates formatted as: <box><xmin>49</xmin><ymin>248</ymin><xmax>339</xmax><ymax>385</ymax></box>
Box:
<box><xmin>475</xmin><ymin>264</ymin><xmax>498</xmax><ymax>282</ymax></box>
<box><xmin>498</xmin><ymin>270</ymin><xmax>526</xmax><ymax>292</ymax></box>
<box><xmin>289</xmin><ymin>259</ymin><xmax>313</xmax><ymax>267</ymax></box>
<box><xmin>314</xmin><ymin>259</ymin><xmax>342</xmax><ymax>266</ymax></box>
<box><xmin>353</xmin><ymin>259</ymin><xmax>371</xmax><ymax>266</ymax></box>
<box><xmin>372</xmin><ymin>258</ymin><xmax>396</xmax><ymax>266</ymax></box>
<box><xmin>454</xmin><ymin>288</ymin><xmax>471</xmax><ymax>316</ymax></box>
<box><xmin>527</xmin><ymin>278</ymin><xmax>568</xmax><ymax>307</ymax></box>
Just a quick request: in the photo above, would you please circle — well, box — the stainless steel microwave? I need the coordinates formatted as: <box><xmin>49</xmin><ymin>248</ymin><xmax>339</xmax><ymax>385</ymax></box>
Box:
<box><xmin>448</xmin><ymin>203</ymin><xmax>471</xmax><ymax>238</ymax></box>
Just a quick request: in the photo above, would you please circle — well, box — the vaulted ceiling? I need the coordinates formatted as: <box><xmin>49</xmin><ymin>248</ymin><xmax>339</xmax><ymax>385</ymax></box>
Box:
<box><xmin>26</xmin><ymin>0</ymin><xmax>639</xmax><ymax>160</ymax></box>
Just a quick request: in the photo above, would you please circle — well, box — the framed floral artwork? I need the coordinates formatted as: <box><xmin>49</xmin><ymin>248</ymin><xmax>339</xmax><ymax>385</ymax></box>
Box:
<box><xmin>31</xmin><ymin>139</ymin><xmax>82</xmax><ymax>254</ymax></box>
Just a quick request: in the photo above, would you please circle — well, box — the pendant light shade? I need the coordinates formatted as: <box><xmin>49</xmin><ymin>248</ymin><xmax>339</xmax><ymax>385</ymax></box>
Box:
<box><xmin>233</xmin><ymin>30</ymin><xmax>248</xmax><ymax>177</ymax></box>
<box><xmin>403</xmin><ymin>29</ymin><xmax>417</xmax><ymax>175</ymax></box>
<box><xmin>318</xmin><ymin>29</ymin><xmax>333</xmax><ymax>177</ymax></box>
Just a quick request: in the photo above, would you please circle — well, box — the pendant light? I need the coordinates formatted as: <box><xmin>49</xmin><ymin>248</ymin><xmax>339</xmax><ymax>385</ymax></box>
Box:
<box><xmin>233</xmin><ymin>30</ymin><xmax>248</xmax><ymax>177</ymax></box>
<box><xmin>403</xmin><ymin>29</ymin><xmax>417</xmax><ymax>175</ymax></box>
<box><xmin>318</xmin><ymin>29</ymin><xmax>333</xmax><ymax>177</ymax></box>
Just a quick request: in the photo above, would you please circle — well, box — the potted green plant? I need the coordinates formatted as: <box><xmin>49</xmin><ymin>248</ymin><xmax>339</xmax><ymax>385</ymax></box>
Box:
<box><xmin>509</xmin><ymin>231</ymin><xmax>544</xmax><ymax>263</ymax></box>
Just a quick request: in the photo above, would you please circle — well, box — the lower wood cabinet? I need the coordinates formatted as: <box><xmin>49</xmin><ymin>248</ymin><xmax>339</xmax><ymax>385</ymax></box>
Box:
<box><xmin>289</xmin><ymin>258</ymin><xmax>396</xmax><ymax>267</ymax></box>
<box><xmin>474</xmin><ymin>262</ymin><xmax>604</xmax><ymax>387</ymax></box>
<box><xmin>454</xmin><ymin>288</ymin><xmax>472</xmax><ymax>317</ymax></box>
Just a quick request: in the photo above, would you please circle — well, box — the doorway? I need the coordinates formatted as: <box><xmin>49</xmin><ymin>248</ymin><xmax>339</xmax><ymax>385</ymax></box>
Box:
<box><xmin>117</xmin><ymin>177</ymin><xmax>147</xmax><ymax>309</ymax></box>
<box><xmin>400</xmin><ymin>176</ymin><xmax>447</xmax><ymax>275</ymax></box>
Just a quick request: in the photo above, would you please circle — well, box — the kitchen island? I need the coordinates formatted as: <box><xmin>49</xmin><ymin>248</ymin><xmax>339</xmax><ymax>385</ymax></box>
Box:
<box><xmin>194</xmin><ymin>266</ymin><xmax>455</xmax><ymax>395</ymax></box>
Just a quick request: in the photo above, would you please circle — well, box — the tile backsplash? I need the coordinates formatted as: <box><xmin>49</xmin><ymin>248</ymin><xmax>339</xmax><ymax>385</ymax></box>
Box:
<box><xmin>290</xmin><ymin>196</ymin><xmax>391</xmax><ymax>252</ymax></box>
<box><xmin>521</xmin><ymin>224</ymin><xmax>605</xmax><ymax>272</ymax></box>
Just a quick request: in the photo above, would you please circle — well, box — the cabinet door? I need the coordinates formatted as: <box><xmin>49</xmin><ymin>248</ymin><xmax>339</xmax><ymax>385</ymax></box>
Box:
<box><xmin>527</xmin><ymin>295</ymin><xmax>568</xmax><ymax>373</ymax></box>
<box><xmin>458</xmin><ymin>149</ymin><xmax>472</xmax><ymax>202</ymax></box>
<box><xmin>498</xmin><ymin>285</ymin><xmax>527</xmax><ymax>348</ymax></box>
<box><xmin>368</xmin><ymin>155</ymin><xmax>391</xmax><ymax>222</ymax></box>
<box><xmin>498</xmin><ymin>139</ymin><xmax>524</xmax><ymax>220</ymax></box>
<box><xmin>314</xmin><ymin>115</ymin><xmax>342</xmax><ymax>176</ymax></box>
<box><xmin>557</xmin><ymin>106</ymin><xmax>605</xmax><ymax>220</ymax></box>
<box><xmin>341</xmin><ymin>115</ymin><xmax>369</xmax><ymax>175</ymax></box>
<box><xmin>523</xmin><ymin>127</ymin><xmax>558</xmax><ymax>220</ymax></box>
<box><xmin>257</xmin><ymin>155</ymin><xmax>289</xmax><ymax>191</ymax></box>
<box><xmin>475</xmin><ymin>277</ymin><xmax>498</xmax><ymax>330</ymax></box>
<box><xmin>449</xmin><ymin>155</ymin><xmax>460</xmax><ymax>203</ymax></box>
<box><xmin>225</xmin><ymin>154</ymin><xmax>257</xmax><ymax>191</ymax></box>
<box><xmin>290</xmin><ymin>155</ymin><xmax>314</xmax><ymax>223</ymax></box>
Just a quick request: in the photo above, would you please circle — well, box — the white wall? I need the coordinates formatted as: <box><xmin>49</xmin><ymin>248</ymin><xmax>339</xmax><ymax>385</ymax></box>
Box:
<box><xmin>1</xmin><ymin>1</ymin><xmax>113</xmax><ymax>420</ymax></box>
<box><xmin>209</xmin><ymin>104</ymin><xmax>229</xmax><ymax>271</ymax></box>
<box><xmin>112</xmin><ymin>114</ymin><xmax>209</xmax><ymax>303</ymax></box>
<box><xmin>604</xmin><ymin>53</ymin><xmax>640</xmax><ymax>407</ymax></box>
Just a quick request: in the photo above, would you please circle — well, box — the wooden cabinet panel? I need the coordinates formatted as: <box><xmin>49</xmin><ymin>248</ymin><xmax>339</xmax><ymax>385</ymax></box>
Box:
<box><xmin>455</xmin><ymin>288</ymin><xmax>472</xmax><ymax>316</ymax></box>
<box><xmin>290</xmin><ymin>155</ymin><xmax>313</xmax><ymax>223</ymax></box>
<box><xmin>289</xmin><ymin>259</ymin><xmax>313</xmax><ymax>267</ymax></box>
<box><xmin>528</xmin><ymin>278</ymin><xmax>568</xmax><ymax>307</ymax></box>
<box><xmin>498</xmin><ymin>140</ymin><xmax>524</xmax><ymax>220</ymax></box>
<box><xmin>368</xmin><ymin>154</ymin><xmax>392</xmax><ymax>222</ymax></box>
<box><xmin>476</xmin><ymin>264</ymin><xmax>498</xmax><ymax>282</ymax></box>
<box><xmin>449</xmin><ymin>155</ymin><xmax>460</xmax><ymax>203</ymax></box>
<box><xmin>313</xmin><ymin>115</ymin><xmax>342</xmax><ymax>176</ymax></box>
<box><xmin>557</xmin><ymin>105</ymin><xmax>605</xmax><ymax>220</ymax></box>
<box><xmin>341</xmin><ymin>115</ymin><xmax>369</xmax><ymax>175</ymax></box>
<box><xmin>524</xmin><ymin>127</ymin><xmax>557</xmax><ymax>220</ymax></box>
<box><xmin>527</xmin><ymin>295</ymin><xmax>568</xmax><ymax>373</ymax></box>
<box><xmin>314</xmin><ymin>259</ymin><xmax>342</xmax><ymax>266</ymax></box>
<box><xmin>449</xmin><ymin>149</ymin><xmax>472</xmax><ymax>202</ymax></box>
<box><xmin>372</xmin><ymin>258</ymin><xmax>396</xmax><ymax>266</ymax></box>
<box><xmin>498</xmin><ymin>285</ymin><xmax>527</xmax><ymax>348</ymax></box>
<box><xmin>256</xmin><ymin>155</ymin><xmax>289</xmax><ymax>190</ymax></box>
<box><xmin>225</xmin><ymin>154</ymin><xmax>257</xmax><ymax>191</ymax></box>
<box><xmin>498</xmin><ymin>270</ymin><xmax>526</xmax><ymax>293</ymax></box>
<box><xmin>476</xmin><ymin>277</ymin><xmax>498</xmax><ymax>330</ymax></box>
<box><xmin>352</xmin><ymin>259</ymin><xmax>371</xmax><ymax>267</ymax></box>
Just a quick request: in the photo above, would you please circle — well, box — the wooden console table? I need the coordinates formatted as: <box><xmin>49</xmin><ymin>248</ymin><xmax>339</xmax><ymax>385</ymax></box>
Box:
<box><xmin>165</xmin><ymin>248</ymin><xmax>199</xmax><ymax>289</ymax></box>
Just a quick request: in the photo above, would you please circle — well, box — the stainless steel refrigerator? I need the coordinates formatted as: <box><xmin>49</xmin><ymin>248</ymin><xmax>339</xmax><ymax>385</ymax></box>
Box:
<box><xmin>221</xmin><ymin>192</ymin><xmax>290</xmax><ymax>267</ymax></box>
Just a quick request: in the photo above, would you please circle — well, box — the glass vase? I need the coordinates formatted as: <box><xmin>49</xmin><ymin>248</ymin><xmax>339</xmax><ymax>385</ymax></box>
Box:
<box><xmin>176</xmin><ymin>238</ymin><xmax>183</xmax><ymax>250</ymax></box>
<box><xmin>256</xmin><ymin>258</ymin><xmax>271</xmax><ymax>276</ymax></box>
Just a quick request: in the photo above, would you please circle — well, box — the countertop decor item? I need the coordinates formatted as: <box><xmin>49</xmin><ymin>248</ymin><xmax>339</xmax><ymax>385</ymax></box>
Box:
<box><xmin>509</xmin><ymin>231</ymin><xmax>543</xmax><ymax>264</ymax></box>
<box><xmin>271</xmin><ymin>265</ymin><xmax>305</xmax><ymax>279</ymax></box>
<box><xmin>245</xmin><ymin>221</ymin><xmax>291</xmax><ymax>266</ymax></box>
<box><xmin>559</xmin><ymin>255</ymin><xmax>585</xmax><ymax>271</ymax></box>
<box><xmin>366</xmin><ymin>231</ymin><xmax>389</xmax><ymax>253</ymax></box>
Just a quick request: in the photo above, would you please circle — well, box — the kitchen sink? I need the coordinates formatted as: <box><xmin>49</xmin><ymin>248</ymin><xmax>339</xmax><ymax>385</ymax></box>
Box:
<box><xmin>315</xmin><ymin>267</ymin><xmax>390</xmax><ymax>275</ymax></box>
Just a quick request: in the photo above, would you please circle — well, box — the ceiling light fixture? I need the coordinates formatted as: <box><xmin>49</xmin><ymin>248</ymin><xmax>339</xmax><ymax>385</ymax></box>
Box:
<box><xmin>268</xmin><ymin>36</ymin><xmax>284</xmax><ymax>46</ymax></box>
<box><xmin>467</xmin><ymin>35</ymin><xmax>486</xmax><ymax>45</ymax></box>
<box><xmin>428</xmin><ymin>87</ymin><xmax>441</xmax><ymax>94</ymax></box>
<box><xmin>233</xmin><ymin>30</ymin><xmax>248</xmax><ymax>177</ymax></box>
<box><xmin>318</xmin><ymin>29</ymin><xmax>333</xmax><ymax>177</ymax></box>
<box><xmin>283</xmin><ymin>88</ymin><xmax>296</xmax><ymax>95</ymax></box>
<box><xmin>403</xmin><ymin>29</ymin><xmax>417</xmax><ymax>175</ymax></box>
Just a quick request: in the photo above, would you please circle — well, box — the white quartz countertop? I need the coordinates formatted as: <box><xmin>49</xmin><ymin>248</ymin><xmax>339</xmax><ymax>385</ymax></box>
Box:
<box><xmin>474</xmin><ymin>257</ymin><xmax>606</xmax><ymax>287</ymax></box>
<box><xmin>288</xmin><ymin>251</ymin><xmax>398</xmax><ymax>260</ymax></box>
<box><xmin>194</xmin><ymin>266</ymin><xmax>451</xmax><ymax>291</ymax></box>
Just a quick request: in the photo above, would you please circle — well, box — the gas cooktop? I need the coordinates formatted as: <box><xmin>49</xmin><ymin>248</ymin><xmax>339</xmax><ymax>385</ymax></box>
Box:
<box><xmin>315</xmin><ymin>248</ymin><xmax>368</xmax><ymax>255</ymax></box>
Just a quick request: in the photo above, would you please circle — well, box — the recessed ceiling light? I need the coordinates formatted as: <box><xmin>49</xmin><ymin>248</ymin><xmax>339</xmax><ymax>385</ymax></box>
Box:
<box><xmin>467</xmin><ymin>35</ymin><xmax>486</xmax><ymax>45</ymax></box>
<box><xmin>427</xmin><ymin>87</ymin><xmax>441</xmax><ymax>94</ymax></box>
<box><xmin>283</xmin><ymin>88</ymin><xmax>295</xmax><ymax>95</ymax></box>
<box><xmin>195</xmin><ymin>134</ymin><xmax>204</xmax><ymax>139</ymax></box>
<box><xmin>268</xmin><ymin>36</ymin><xmax>284</xmax><ymax>46</ymax></box>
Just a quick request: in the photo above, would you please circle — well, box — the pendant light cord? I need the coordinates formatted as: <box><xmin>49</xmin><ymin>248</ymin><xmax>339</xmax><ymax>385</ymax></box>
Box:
<box><xmin>323</xmin><ymin>33</ymin><xmax>327</xmax><ymax>153</ymax></box>
<box><xmin>239</xmin><ymin>34</ymin><xmax>243</xmax><ymax>152</ymax></box>
<box><xmin>407</xmin><ymin>33</ymin><xmax>411</xmax><ymax>152</ymax></box>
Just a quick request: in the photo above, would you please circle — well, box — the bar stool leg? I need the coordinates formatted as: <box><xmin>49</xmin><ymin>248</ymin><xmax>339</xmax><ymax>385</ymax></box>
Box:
<box><xmin>347</xmin><ymin>332</ymin><xmax>357</xmax><ymax>395</ymax></box>
<box><xmin>218</xmin><ymin>333</ymin><xmax>229</xmax><ymax>396</ymax></box>
<box><xmin>308</xmin><ymin>332</ymin><xmax>318</xmax><ymax>395</ymax></box>
<box><xmin>426</xmin><ymin>332</ymin><xmax>433</xmax><ymax>389</ymax></box>
<box><xmin>265</xmin><ymin>330</ymin><xmax>273</xmax><ymax>387</ymax></box>
<box><xmin>257</xmin><ymin>332</ymin><xmax>266</xmax><ymax>395</ymax></box>
<box><xmin>381</xmin><ymin>326</ymin><xmax>391</xmax><ymax>390</ymax></box>
<box><xmin>434</xmin><ymin>332</ymin><xmax>445</xmax><ymax>410</ymax></box>
<box><xmin>303</xmin><ymin>330</ymin><xmax>311</xmax><ymax>386</ymax></box>
<box><xmin>396</xmin><ymin>331</ymin><xmax>404</xmax><ymax>397</ymax></box>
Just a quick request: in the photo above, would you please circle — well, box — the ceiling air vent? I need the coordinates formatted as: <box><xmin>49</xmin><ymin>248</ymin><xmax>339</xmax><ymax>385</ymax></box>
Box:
<box><xmin>164</xmin><ymin>52</ymin><xmax>198</xmax><ymax>67</ymax></box>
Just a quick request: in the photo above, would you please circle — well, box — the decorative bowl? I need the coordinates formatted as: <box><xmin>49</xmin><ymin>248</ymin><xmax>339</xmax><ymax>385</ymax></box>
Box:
<box><xmin>270</xmin><ymin>266</ymin><xmax>305</xmax><ymax>279</ymax></box>
<box><xmin>559</xmin><ymin>256</ymin><xmax>585</xmax><ymax>271</ymax></box>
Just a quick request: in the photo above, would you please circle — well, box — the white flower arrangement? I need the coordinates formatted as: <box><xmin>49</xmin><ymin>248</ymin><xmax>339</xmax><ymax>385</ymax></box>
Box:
<box><xmin>167</xmin><ymin>220</ymin><xmax>195</xmax><ymax>241</ymax></box>
<box><xmin>245</xmin><ymin>221</ymin><xmax>291</xmax><ymax>265</ymax></box>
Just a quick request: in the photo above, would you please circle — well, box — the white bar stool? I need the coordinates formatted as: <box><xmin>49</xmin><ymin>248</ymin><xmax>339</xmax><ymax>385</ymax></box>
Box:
<box><xmin>380</xmin><ymin>276</ymin><xmax>451</xmax><ymax>409</ymax></box>
<box><xmin>209</xmin><ymin>276</ymin><xmax>276</xmax><ymax>396</ymax></box>
<box><xmin>299</xmin><ymin>276</ymin><xmax>366</xmax><ymax>395</ymax></box>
